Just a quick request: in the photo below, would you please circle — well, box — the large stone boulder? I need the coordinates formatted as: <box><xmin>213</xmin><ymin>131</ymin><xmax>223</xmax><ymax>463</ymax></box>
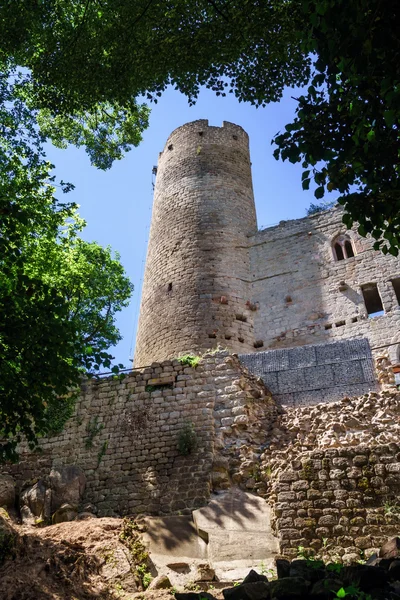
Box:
<box><xmin>51</xmin><ymin>503</ymin><xmax>78</xmax><ymax>524</ymax></box>
<box><xmin>49</xmin><ymin>465</ymin><xmax>86</xmax><ymax>513</ymax></box>
<box><xmin>380</xmin><ymin>537</ymin><xmax>400</xmax><ymax>560</ymax></box>
<box><xmin>0</xmin><ymin>509</ymin><xmax>16</xmax><ymax>565</ymax></box>
<box><xmin>20</xmin><ymin>479</ymin><xmax>50</xmax><ymax>525</ymax></box>
<box><xmin>0</xmin><ymin>474</ymin><xmax>15</xmax><ymax>509</ymax></box>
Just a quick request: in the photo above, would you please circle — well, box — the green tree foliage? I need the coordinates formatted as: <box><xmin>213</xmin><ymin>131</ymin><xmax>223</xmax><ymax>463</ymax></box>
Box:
<box><xmin>2</xmin><ymin>1</ymin><xmax>397</xmax><ymax>248</ymax></box>
<box><xmin>273</xmin><ymin>0</ymin><xmax>400</xmax><ymax>255</ymax></box>
<box><xmin>0</xmin><ymin>69</ymin><xmax>132</xmax><ymax>461</ymax></box>
<box><xmin>306</xmin><ymin>201</ymin><xmax>337</xmax><ymax>216</ymax></box>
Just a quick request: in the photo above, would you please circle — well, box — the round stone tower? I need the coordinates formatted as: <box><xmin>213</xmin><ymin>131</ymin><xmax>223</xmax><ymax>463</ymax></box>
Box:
<box><xmin>134</xmin><ymin>120</ymin><xmax>258</xmax><ymax>366</ymax></box>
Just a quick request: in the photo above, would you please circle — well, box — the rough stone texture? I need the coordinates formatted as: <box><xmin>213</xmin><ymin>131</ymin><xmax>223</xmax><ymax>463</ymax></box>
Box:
<box><xmin>52</xmin><ymin>503</ymin><xmax>78</xmax><ymax>524</ymax></box>
<box><xmin>1</xmin><ymin>353</ymin><xmax>400</xmax><ymax>558</ymax></box>
<box><xmin>256</xmin><ymin>390</ymin><xmax>400</xmax><ymax>560</ymax></box>
<box><xmin>49</xmin><ymin>465</ymin><xmax>86</xmax><ymax>513</ymax></box>
<box><xmin>239</xmin><ymin>338</ymin><xmax>378</xmax><ymax>406</ymax></box>
<box><xmin>20</xmin><ymin>479</ymin><xmax>51</xmax><ymax>525</ymax></box>
<box><xmin>134</xmin><ymin>121</ymin><xmax>400</xmax><ymax>368</ymax></box>
<box><xmin>0</xmin><ymin>475</ymin><xmax>15</xmax><ymax>509</ymax></box>
<box><xmin>249</xmin><ymin>206</ymin><xmax>400</xmax><ymax>362</ymax></box>
<box><xmin>2</xmin><ymin>353</ymin><xmax>266</xmax><ymax>517</ymax></box>
<box><xmin>134</xmin><ymin>120</ymin><xmax>258</xmax><ymax>366</ymax></box>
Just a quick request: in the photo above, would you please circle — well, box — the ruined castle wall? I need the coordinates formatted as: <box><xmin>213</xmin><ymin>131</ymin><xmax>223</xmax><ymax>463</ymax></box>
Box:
<box><xmin>272</xmin><ymin>444</ymin><xmax>400</xmax><ymax>563</ymax></box>
<box><xmin>249</xmin><ymin>207</ymin><xmax>400</xmax><ymax>361</ymax></box>
<box><xmin>2</xmin><ymin>355</ymin><xmax>400</xmax><ymax>558</ymax></box>
<box><xmin>260</xmin><ymin>390</ymin><xmax>400</xmax><ymax>561</ymax></box>
<box><xmin>2</xmin><ymin>353</ymin><xmax>275</xmax><ymax>517</ymax></box>
<box><xmin>4</xmin><ymin>359</ymin><xmax>217</xmax><ymax>517</ymax></box>
<box><xmin>134</xmin><ymin>120</ymin><xmax>258</xmax><ymax>366</ymax></box>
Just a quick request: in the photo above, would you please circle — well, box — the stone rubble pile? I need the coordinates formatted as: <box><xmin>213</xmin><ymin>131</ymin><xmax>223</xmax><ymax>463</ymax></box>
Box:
<box><xmin>261</xmin><ymin>389</ymin><xmax>400</xmax><ymax>476</ymax></box>
<box><xmin>0</xmin><ymin>465</ymin><xmax>88</xmax><ymax>525</ymax></box>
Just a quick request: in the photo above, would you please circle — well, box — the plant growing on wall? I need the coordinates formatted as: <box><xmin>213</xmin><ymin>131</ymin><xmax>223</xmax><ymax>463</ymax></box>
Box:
<box><xmin>178</xmin><ymin>355</ymin><xmax>201</xmax><ymax>368</ymax></box>
<box><xmin>177</xmin><ymin>422</ymin><xmax>198</xmax><ymax>455</ymax></box>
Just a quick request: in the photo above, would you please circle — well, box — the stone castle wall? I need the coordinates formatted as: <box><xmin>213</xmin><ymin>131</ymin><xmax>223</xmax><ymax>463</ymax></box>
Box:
<box><xmin>2</xmin><ymin>353</ymin><xmax>399</xmax><ymax>559</ymax></box>
<box><xmin>134</xmin><ymin>120</ymin><xmax>258</xmax><ymax>366</ymax></box>
<box><xmin>239</xmin><ymin>338</ymin><xmax>378</xmax><ymax>407</ymax></box>
<box><xmin>258</xmin><ymin>389</ymin><xmax>400</xmax><ymax>561</ymax></box>
<box><xmin>133</xmin><ymin>121</ymin><xmax>400</xmax><ymax>366</ymax></box>
<box><xmin>3</xmin><ymin>353</ymin><xmax>276</xmax><ymax>517</ymax></box>
<box><xmin>5</xmin><ymin>359</ymin><xmax>216</xmax><ymax>516</ymax></box>
<box><xmin>249</xmin><ymin>207</ymin><xmax>400</xmax><ymax>361</ymax></box>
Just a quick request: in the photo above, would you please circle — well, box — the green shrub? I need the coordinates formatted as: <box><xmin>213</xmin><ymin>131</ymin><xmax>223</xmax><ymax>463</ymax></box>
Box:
<box><xmin>178</xmin><ymin>354</ymin><xmax>201</xmax><ymax>368</ymax></box>
<box><xmin>178</xmin><ymin>422</ymin><xmax>197</xmax><ymax>455</ymax></box>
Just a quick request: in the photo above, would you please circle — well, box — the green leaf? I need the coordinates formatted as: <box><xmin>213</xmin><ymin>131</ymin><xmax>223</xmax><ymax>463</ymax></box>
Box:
<box><xmin>314</xmin><ymin>186</ymin><xmax>325</xmax><ymax>199</ymax></box>
<box><xmin>384</xmin><ymin>110</ymin><xmax>396</xmax><ymax>127</ymax></box>
<box><xmin>336</xmin><ymin>588</ymin><xmax>347</xmax><ymax>598</ymax></box>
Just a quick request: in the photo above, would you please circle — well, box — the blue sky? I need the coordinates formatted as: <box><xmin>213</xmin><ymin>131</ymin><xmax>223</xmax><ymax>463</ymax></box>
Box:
<box><xmin>46</xmin><ymin>85</ymin><xmax>331</xmax><ymax>368</ymax></box>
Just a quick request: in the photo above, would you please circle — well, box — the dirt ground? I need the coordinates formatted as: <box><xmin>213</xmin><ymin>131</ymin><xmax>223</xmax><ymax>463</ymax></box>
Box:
<box><xmin>0</xmin><ymin>514</ymin><xmax>224</xmax><ymax>600</ymax></box>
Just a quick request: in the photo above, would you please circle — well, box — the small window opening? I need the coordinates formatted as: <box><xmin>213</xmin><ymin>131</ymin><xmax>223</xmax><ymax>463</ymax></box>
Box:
<box><xmin>232</xmin><ymin>134</ymin><xmax>238</xmax><ymax>140</ymax></box>
<box><xmin>167</xmin><ymin>282</ymin><xmax>172</xmax><ymax>292</ymax></box>
<box><xmin>361</xmin><ymin>283</ymin><xmax>384</xmax><ymax>317</ymax></box>
<box><xmin>324</xmin><ymin>324</ymin><xmax>332</xmax><ymax>330</ymax></box>
<box><xmin>208</xmin><ymin>333</ymin><xmax>216</xmax><ymax>339</ymax></box>
<box><xmin>235</xmin><ymin>314</ymin><xmax>247</xmax><ymax>322</ymax></box>
<box><xmin>333</xmin><ymin>235</ymin><xmax>355</xmax><ymax>261</ymax></box>
<box><xmin>254</xmin><ymin>340</ymin><xmax>264</xmax><ymax>348</ymax></box>
<box><xmin>351</xmin><ymin>316</ymin><xmax>358</xmax><ymax>323</ymax></box>
<box><xmin>391</xmin><ymin>278</ymin><xmax>400</xmax><ymax>305</ymax></box>
<box><xmin>168</xmin><ymin>144</ymin><xmax>173</xmax><ymax>151</ymax></box>
<box><xmin>335</xmin><ymin>243</ymin><xmax>344</xmax><ymax>261</ymax></box>
<box><xmin>225</xmin><ymin>335</ymin><xmax>231</xmax><ymax>340</ymax></box>
<box><xmin>238</xmin><ymin>337</ymin><xmax>244</xmax><ymax>343</ymax></box>
<box><xmin>345</xmin><ymin>240</ymin><xmax>354</xmax><ymax>258</ymax></box>
<box><xmin>198</xmin><ymin>131</ymin><xmax>203</xmax><ymax>136</ymax></box>
<box><xmin>335</xmin><ymin>320</ymin><xmax>345</xmax><ymax>327</ymax></box>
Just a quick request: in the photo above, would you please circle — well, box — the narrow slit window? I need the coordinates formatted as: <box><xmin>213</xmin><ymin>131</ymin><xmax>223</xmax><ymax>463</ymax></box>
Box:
<box><xmin>335</xmin><ymin>243</ymin><xmax>344</xmax><ymax>261</ymax></box>
<box><xmin>391</xmin><ymin>278</ymin><xmax>400</xmax><ymax>305</ymax></box>
<box><xmin>344</xmin><ymin>240</ymin><xmax>354</xmax><ymax>258</ymax></box>
<box><xmin>361</xmin><ymin>283</ymin><xmax>384</xmax><ymax>317</ymax></box>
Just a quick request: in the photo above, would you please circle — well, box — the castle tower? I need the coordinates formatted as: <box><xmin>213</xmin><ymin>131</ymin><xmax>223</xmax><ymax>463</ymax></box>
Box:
<box><xmin>134</xmin><ymin>120</ymin><xmax>258</xmax><ymax>366</ymax></box>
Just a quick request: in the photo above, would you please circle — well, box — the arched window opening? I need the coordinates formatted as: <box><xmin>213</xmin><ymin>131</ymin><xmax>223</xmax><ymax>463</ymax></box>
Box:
<box><xmin>332</xmin><ymin>235</ymin><xmax>356</xmax><ymax>261</ymax></box>
<box><xmin>344</xmin><ymin>240</ymin><xmax>354</xmax><ymax>258</ymax></box>
<box><xmin>335</xmin><ymin>243</ymin><xmax>344</xmax><ymax>261</ymax></box>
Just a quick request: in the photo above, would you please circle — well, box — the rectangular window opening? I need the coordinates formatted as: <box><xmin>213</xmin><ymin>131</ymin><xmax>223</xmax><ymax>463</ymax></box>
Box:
<box><xmin>361</xmin><ymin>283</ymin><xmax>384</xmax><ymax>317</ymax></box>
<box><xmin>235</xmin><ymin>314</ymin><xmax>247</xmax><ymax>322</ymax></box>
<box><xmin>351</xmin><ymin>317</ymin><xmax>358</xmax><ymax>323</ymax></box>
<box><xmin>335</xmin><ymin>320</ymin><xmax>345</xmax><ymax>327</ymax></box>
<box><xmin>391</xmin><ymin>278</ymin><xmax>400</xmax><ymax>306</ymax></box>
<box><xmin>324</xmin><ymin>324</ymin><xmax>332</xmax><ymax>330</ymax></box>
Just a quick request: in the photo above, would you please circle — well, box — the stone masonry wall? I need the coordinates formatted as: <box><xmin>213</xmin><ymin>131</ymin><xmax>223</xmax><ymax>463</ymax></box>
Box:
<box><xmin>2</xmin><ymin>352</ymin><xmax>400</xmax><ymax>559</ymax></box>
<box><xmin>239</xmin><ymin>338</ymin><xmax>378</xmax><ymax>407</ymax></box>
<box><xmin>249</xmin><ymin>206</ymin><xmax>400</xmax><ymax>362</ymax></box>
<box><xmin>2</xmin><ymin>353</ymin><xmax>276</xmax><ymax>518</ymax></box>
<box><xmin>3</xmin><ymin>359</ymin><xmax>217</xmax><ymax>516</ymax></box>
<box><xmin>134</xmin><ymin>120</ymin><xmax>258</xmax><ymax>366</ymax></box>
<box><xmin>258</xmin><ymin>389</ymin><xmax>400</xmax><ymax>562</ymax></box>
